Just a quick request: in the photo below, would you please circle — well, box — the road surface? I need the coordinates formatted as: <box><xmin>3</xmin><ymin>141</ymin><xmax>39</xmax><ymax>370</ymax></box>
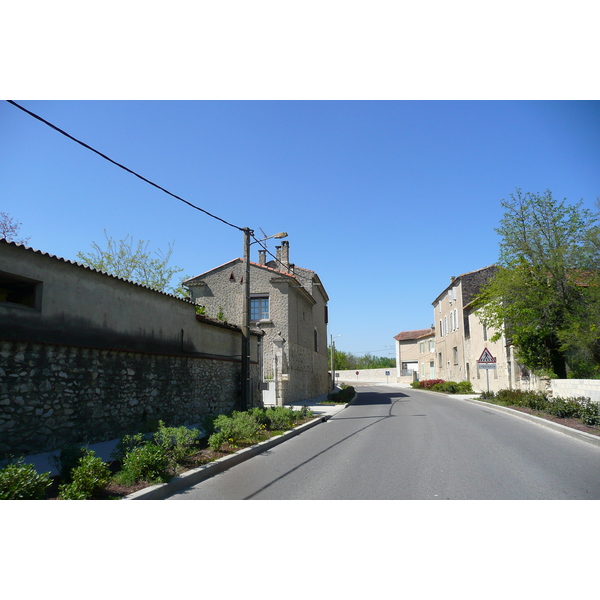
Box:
<box><xmin>167</xmin><ymin>384</ymin><xmax>600</xmax><ymax>500</ymax></box>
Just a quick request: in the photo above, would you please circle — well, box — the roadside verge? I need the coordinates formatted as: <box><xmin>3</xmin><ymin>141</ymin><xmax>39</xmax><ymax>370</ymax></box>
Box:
<box><xmin>445</xmin><ymin>393</ymin><xmax>600</xmax><ymax>448</ymax></box>
<box><xmin>125</xmin><ymin>407</ymin><xmax>347</xmax><ymax>500</ymax></box>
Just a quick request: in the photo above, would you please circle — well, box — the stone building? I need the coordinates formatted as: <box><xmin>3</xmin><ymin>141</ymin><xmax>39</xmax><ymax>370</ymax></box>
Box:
<box><xmin>393</xmin><ymin>328</ymin><xmax>435</xmax><ymax>382</ymax></box>
<box><xmin>184</xmin><ymin>241</ymin><xmax>330</xmax><ymax>405</ymax></box>
<box><xmin>432</xmin><ymin>266</ymin><xmax>499</xmax><ymax>387</ymax></box>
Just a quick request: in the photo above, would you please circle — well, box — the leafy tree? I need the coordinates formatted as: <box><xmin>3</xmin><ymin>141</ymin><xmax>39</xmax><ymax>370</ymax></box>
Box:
<box><xmin>329</xmin><ymin>347</ymin><xmax>395</xmax><ymax>371</ymax></box>
<box><xmin>77</xmin><ymin>230</ymin><xmax>185</xmax><ymax>296</ymax></box>
<box><xmin>477</xmin><ymin>189</ymin><xmax>600</xmax><ymax>378</ymax></box>
<box><xmin>0</xmin><ymin>212</ymin><xmax>30</xmax><ymax>245</ymax></box>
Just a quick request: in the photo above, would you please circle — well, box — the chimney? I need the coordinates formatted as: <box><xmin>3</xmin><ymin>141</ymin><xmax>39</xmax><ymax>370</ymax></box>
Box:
<box><xmin>258</xmin><ymin>249</ymin><xmax>266</xmax><ymax>266</ymax></box>
<box><xmin>281</xmin><ymin>240</ymin><xmax>290</xmax><ymax>268</ymax></box>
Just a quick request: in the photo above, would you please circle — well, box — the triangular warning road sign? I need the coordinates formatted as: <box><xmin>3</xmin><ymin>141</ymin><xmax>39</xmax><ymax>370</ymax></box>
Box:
<box><xmin>478</xmin><ymin>348</ymin><xmax>496</xmax><ymax>363</ymax></box>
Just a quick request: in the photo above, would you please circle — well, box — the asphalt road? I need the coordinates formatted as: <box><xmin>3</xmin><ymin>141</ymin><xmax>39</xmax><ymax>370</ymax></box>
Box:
<box><xmin>167</xmin><ymin>384</ymin><xmax>600</xmax><ymax>500</ymax></box>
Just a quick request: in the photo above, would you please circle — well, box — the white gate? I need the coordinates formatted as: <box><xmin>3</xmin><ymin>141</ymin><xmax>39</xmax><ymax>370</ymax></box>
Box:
<box><xmin>262</xmin><ymin>356</ymin><xmax>277</xmax><ymax>405</ymax></box>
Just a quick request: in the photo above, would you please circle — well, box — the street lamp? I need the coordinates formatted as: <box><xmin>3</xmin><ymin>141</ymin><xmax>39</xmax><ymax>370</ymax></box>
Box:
<box><xmin>330</xmin><ymin>334</ymin><xmax>342</xmax><ymax>391</ymax></box>
<box><xmin>241</xmin><ymin>228</ymin><xmax>288</xmax><ymax>411</ymax></box>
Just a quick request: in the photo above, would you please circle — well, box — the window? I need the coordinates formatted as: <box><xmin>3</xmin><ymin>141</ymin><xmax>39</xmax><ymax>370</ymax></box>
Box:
<box><xmin>429</xmin><ymin>339</ymin><xmax>435</xmax><ymax>352</ymax></box>
<box><xmin>450</xmin><ymin>311</ymin><xmax>454</xmax><ymax>331</ymax></box>
<box><xmin>314</xmin><ymin>328</ymin><xmax>319</xmax><ymax>352</ymax></box>
<box><xmin>419</xmin><ymin>341</ymin><xmax>425</xmax><ymax>353</ymax></box>
<box><xmin>454</xmin><ymin>309</ymin><xmax>459</xmax><ymax>330</ymax></box>
<box><xmin>0</xmin><ymin>272</ymin><xmax>42</xmax><ymax>310</ymax></box>
<box><xmin>453</xmin><ymin>346</ymin><xmax>458</xmax><ymax>365</ymax></box>
<box><xmin>250</xmin><ymin>296</ymin><xmax>269</xmax><ymax>321</ymax></box>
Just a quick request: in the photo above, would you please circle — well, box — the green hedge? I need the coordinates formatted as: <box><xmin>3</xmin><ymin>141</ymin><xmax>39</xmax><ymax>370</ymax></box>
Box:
<box><xmin>480</xmin><ymin>389</ymin><xmax>600</xmax><ymax>425</ymax></box>
<box><xmin>411</xmin><ymin>379</ymin><xmax>473</xmax><ymax>394</ymax></box>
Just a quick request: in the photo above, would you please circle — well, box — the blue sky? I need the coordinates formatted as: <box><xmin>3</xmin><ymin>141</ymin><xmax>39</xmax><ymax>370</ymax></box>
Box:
<box><xmin>2</xmin><ymin>100</ymin><xmax>599</xmax><ymax>357</ymax></box>
<box><xmin>3</xmin><ymin>1</ymin><xmax>600</xmax><ymax>574</ymax></box>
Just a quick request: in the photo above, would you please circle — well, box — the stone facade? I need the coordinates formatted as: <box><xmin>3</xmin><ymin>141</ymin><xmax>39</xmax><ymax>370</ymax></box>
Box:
<box><xmin>432</xmin><ymin>266</ymin><xmax>498</xmax><ymax>386</ymax></box>
<box><xmin>464</xmin><ymin>304</ymin><xmax>512</xmax><ymax>393</ymax></box>
<box><xmin>185</xmin><ymin>241</ymin><xmax>330</xmax><ymax>405</ymax></box>
<box><xmin>0</xmin><ymin>240</ymin><xmax>262</xmax><ymax>456</ymax></box>
<box><xmin>0</xmin><ymin>339</ymin><xmax>259</xmax><ymax>456</ymax></box>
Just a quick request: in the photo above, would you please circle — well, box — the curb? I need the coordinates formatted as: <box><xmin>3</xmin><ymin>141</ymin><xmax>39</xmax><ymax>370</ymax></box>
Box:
<box><xmin>456</xmin><ymin>396</ymin><xmax>600</xmax><ymax>448</ymax></box>
<box><xmin>407</xmin><ymin>387</ymin><xmax>600</xmax><ymax>448</ymax></box>
<box><xmin>124</xmin><ymin>409</ymin><xmax>344</xmax><ymax>500</ymax></box>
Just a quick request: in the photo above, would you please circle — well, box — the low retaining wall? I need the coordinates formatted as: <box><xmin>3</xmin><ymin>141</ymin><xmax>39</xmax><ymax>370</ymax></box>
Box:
<box><xmin>551</xmin><ymin>379</ymin><xmax>600</xmax><ymax>403</ymax></box>
<box><xmin>336</xmin><ymin>368</ymin><xmax>397</xmax><ymax>383</ymax></box>
<box><xmin>0</xmin><ymin>339</ymin><xmax>260</xmax><ymax>456</ymax></box>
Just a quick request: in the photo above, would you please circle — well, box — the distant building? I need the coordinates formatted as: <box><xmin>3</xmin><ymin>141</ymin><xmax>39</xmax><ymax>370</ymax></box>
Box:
<box><xmin>394</xmin><ymin>328</ymin><xmax>436</xmax><ymax>382</ymax></box>
<box><xmin>184</xmin><ymin>241</ymin><xmax>330</xmax><ymax>405</ymax></box>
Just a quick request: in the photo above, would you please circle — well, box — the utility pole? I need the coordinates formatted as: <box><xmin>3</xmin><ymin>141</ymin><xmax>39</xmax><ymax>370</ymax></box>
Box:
<box><xmin>241</xmin><ymin>227</ymin><xmax>252</xmax><ymax>411</ymax></box>
<box><xmin>241</xmin><ymin>228</ymin><xmax>287</xmax><ymax>411</ymax></box>
<box><xmin>330</xmin><ymin>334</ymin><xmax>341</xmax><ymax>391</ymax></box>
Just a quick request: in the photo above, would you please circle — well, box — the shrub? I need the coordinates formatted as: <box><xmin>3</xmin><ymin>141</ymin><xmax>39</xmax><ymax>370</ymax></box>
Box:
<box><xmin>207</xmin><ymin>431</ymin><xmax>228</xmax><ymax>452</ymax></box>
<box><xmin>579</xmin><ymin>399</ymin><xmax>600</xmax><ymax>425</ymax></box>
<box><xmin>545</xmin><ymin>397</ymin><xmax>582</xmax><ymax>419</ymax></box>
<box><xmin>263</xmin><ymin>406</ymin><xmax>298</xmax><ymax>430</ymax></box>
<box><xmin>0</xmin><ymin>458</ymin><xmax>53</xmax><ymax>500</ymax></box>
<box><xmin>494</xmin><ymin>389</ymin><xmax>548</xmax><ymax>410</ymax></box>
<box><xmin>153</xmin><ymin>421</ymin><xmax>200</xmax><ymax>463</ymax></box>
<box><xmin>208</xmin><ymin>411</ymin><xmax>261</xmax><ymax>451</ymax></box>
<box><xmin>457</xmin><ymin>381</ymin><xmax>474</xmax><ymax>394</ymax></box>
<box><xmin>111</xmin><ymin>432</ymin><xmax>147</xmax><ymax>462</ymax></box>
<box><xmin>431</xmin><ymin>381</ymin><xmax>460</xmax><ymax>394</ymax></box>
<box><xmin>248</xmin><ymin>407</ymin><xmax>270</xmax><ymax>427</ymax></box>
<box><xmin>49</xmin><ymin>445</ymin><xmax>90</xmax><ymax>483</ymax></box>
<box><xmin>327</xmin><ymin>385</ymin><xmax>355</xmax><ymax>403</ymax></box>
<box><xmin>58</xmin><ymin>451</ymin><xmax>111</xmax><ymax>500</ymax></box>
<box><xmin>417</xmin><ymin>379</ymin><xmax>446</xmax><ymax>390</ymax></box>
<box><xmin>114</xmin><ymin>442</ymin><xmax>173</xmax><ymax>486</ymax></box>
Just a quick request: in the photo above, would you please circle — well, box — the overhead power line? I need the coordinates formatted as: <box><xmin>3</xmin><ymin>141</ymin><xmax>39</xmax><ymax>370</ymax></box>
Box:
<box><xmin>6</xmin><ymin>100</ymin><xmax>244</xmax><ymax>232</ymax></box>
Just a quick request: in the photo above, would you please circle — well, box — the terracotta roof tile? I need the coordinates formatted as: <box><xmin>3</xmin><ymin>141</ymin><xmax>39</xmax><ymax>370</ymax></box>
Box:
<box><xmin>394</xmin><ymin>328</ymin><xmax>435</xmax><ymax>342</ymax></box>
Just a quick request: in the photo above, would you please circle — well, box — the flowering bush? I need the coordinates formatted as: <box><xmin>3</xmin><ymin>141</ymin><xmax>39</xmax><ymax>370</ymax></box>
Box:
<box><xmin>413</xmin><ymin>379</ymin><xmax>445</xmax><ymax>390</ymax></box>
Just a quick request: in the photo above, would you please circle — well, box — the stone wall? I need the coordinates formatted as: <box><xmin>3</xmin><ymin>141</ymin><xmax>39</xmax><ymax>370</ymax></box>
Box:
<box><xmin>336</xmin><ymin>368</ymin><xmax>397</xmax><ymax>383</ymax></box>
<box><xmin>550</xmin><ymin>379</ymin><xmax>600</xmax><ymax>403</ymax></box>
<box><xmin>0</xmin><ymin>339</ymin><xmax>260</xmax><ymax>456</ymax></box>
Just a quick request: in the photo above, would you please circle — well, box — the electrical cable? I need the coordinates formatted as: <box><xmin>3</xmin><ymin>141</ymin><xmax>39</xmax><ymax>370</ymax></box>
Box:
<box><xmin>6</xmin><ymin>100</ymin><xmax>244</xmax><ymax>232</ymax></box>
<box><xmin>7</xmin><ymin>101</ymin><xmax>323</xmax><ymax>290</ymax></box>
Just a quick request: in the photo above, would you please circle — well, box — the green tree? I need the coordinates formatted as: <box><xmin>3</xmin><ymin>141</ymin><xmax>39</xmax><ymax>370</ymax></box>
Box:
<box><xmin>77</xmin><ymin>230</ymin><xmax>186</xmax><ymax>296</ymax></box>
<box><xmin>329</xmin><ymin>347</ymin><xmax>395</xmax><ymax>371</ymax></box>
<box><xmin>477</xmin><ymin>189</ymin><xmax>600</xmax><ymax>378</ymax></box>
